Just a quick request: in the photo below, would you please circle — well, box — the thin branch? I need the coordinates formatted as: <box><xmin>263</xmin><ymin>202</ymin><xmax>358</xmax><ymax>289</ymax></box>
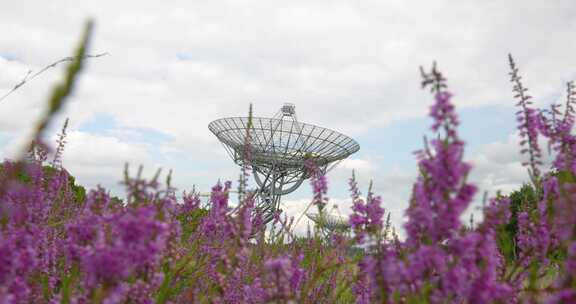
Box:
<box><xmin>0</xmin><ymin>52</ymin><xmax>108</xmax><ymax>103</ymax></box>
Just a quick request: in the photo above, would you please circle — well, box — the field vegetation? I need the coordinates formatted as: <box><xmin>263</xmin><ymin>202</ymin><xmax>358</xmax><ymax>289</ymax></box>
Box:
<box><xmin>1</xmin><ymin>21</ymin><xmax>575</xmax><ymax>303</ymax></box>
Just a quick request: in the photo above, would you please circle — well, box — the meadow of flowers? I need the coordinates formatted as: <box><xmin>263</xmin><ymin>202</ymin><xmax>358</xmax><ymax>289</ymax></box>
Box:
<box><xmin>1</xmin><ymin>22</ymin><xmax>575</xmax><ymax>303</ymax></box>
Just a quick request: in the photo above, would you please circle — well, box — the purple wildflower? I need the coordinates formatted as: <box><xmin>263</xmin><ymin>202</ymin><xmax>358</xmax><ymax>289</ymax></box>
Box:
<box><xmin>405</xmin><ymin>83</ymin><xmax>476</xmax><ymax>245</ymax></box>
<box><xmin>509</xmin><ymin>54</ymin><xmax>542</xmax><ymax>182</ymax></box>
<box><xmin>264</xmin><ymin>255</ymin><xmax>304</xmax><ymax>301</ymax></box>
<box><xmin>349</xmin><ymin>174</ymin><xmax>385</xmax><ymax>242</ymax></box>
<box><xmin>354</xmin><ymin>64</ymin><xmax>514</xmax><ymax>303</ymax></box>
<box><xmin>305</xmin><ymin>159</ymin><xmax>328</xmax><ymax>212</ymax></box>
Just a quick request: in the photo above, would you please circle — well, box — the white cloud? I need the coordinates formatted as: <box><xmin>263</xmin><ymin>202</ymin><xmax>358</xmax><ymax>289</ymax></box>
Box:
<box><xmin>2</xmin><ymin>0</ymin><xmax>575</xmax><ymax>141</ymax></box>
<box><xmin>59</xmin><ymin>130</ymin><xmax>157</xmax><ymax>195</ymax></box>
<box><xmin>337</xmin><ymin>158</ymin><xmax>373</xmax><ymax>172</ymax></box>
<box><xmin>468</xmin><ymin>132</ymin><xmax>555</xmax><ymax>197</ymax></box>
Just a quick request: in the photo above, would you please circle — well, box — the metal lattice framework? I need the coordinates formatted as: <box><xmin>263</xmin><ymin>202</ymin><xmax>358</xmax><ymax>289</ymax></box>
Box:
<box><xmin>208</xmin><ymin>104</ymin><xmax>359</xmax><ymax>224</ymax></box>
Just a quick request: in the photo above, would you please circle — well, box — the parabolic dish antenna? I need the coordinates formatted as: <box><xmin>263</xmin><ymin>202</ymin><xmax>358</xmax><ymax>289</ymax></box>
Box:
<box><xmin>208</xmin><ymin>103</ymin><xmax>359</xmax><ymax>224</ymax></box>
<box><xmin>306</xmin><ymin>212</ymin><xmax>351</xmax><ymax>237</ymax></box>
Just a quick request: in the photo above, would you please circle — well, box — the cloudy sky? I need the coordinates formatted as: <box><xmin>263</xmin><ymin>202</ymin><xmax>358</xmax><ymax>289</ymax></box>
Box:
<box><xmin>1</xmin><ymin>0</ymin><xmax>575</xmax><ymax>235</ymax></box>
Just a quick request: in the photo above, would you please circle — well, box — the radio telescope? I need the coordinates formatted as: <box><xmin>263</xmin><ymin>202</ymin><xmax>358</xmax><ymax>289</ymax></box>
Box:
<box><xmin>306</xmin><ymin>212</ymin><xmax>351</xmax><ymax>237</ymax></box>
<box><xmin>208</xmin><ymin>103</ymin><xmax>359</xmax><ymax>224</ymax></box>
